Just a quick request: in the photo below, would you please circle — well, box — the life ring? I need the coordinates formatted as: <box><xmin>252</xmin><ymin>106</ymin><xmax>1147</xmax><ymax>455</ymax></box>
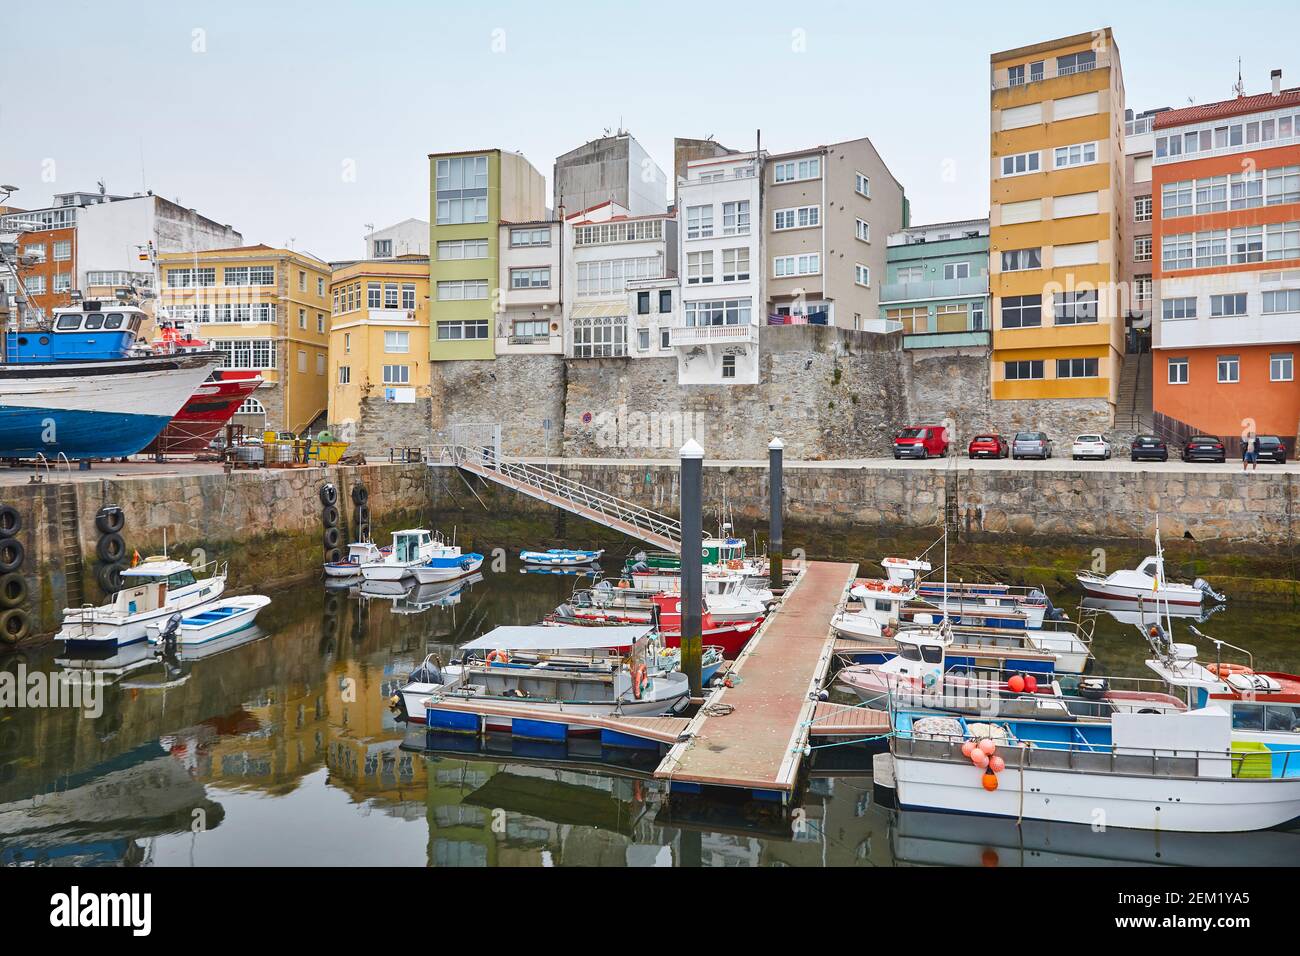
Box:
<box><xmin>487</xmin><ymin>649</ymin><xmax>510</xmax><ymax>666</ymax></box>
<box><xmin>727</xmin><ymin>559</ymin><xmax>743</xmax><ymax>571</ymax></box>
<box><xmin>866</xmin><ymin>580</ymin><xmax>884</xmax><ymax>591</ymax></box>
<box><xmin>1207</xmin><ymin>662</ymin><xmax>1252</xmax><ymax>677</ymax></box>
<box><xmin>632</xmin><ymin>663</ymin><xmax>648</xmax><ymax>699</ymax></box>
<box><xmin>618</xmin><ymin>579</ymin><xmax>631</xmax><ymax>589</ymax></box>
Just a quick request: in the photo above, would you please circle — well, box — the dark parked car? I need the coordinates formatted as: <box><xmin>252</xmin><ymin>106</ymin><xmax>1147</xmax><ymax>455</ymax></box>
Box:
<box><xmin>1129</xmin><ymin>435</ymin><xmax>1168</xmax><ymax>462</ymax></box>
<box><xmin>1253</xmin><ymin>435</ymin><xmax>1288</xmax><ymax>463</ymax></box>
<box><xmin>1182</xmin><ymin>435</ymin><xmax>1226</xmax><ymax>463</ymax></box>
<box><xmin>893</xmin><ymin>426</ymin><xmax>949</xmax><ymax>460</ymax></box>
<box><xmin>1011</xmin><ymin>432</ymin><xmax>1053</xmax><ymax>460</ymax></box>
<box><xmin>967</xmin><ymin>434</ymin><xmax>1009</xmax><ymax>459</ymax></box>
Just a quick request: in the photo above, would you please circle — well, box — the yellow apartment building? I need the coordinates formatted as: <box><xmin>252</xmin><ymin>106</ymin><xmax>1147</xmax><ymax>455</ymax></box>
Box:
<box><xmin>327</xmin><ymin>256</ymin><xmax>431</xmax><ymax>438</ymax></box>
<box><xmin>989</xmin><ymin>29</ymin><xmax>1126</xmax><ymax>429</ymax></box>
<box><xmin>157</xmin><ymin>244</ymin><xmax>332</xmax><ymax>434</ymax></box>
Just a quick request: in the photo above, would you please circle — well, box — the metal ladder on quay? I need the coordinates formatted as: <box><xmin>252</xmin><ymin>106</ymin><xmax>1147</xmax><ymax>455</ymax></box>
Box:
<box><xmin>429</xmin><ymin>443</ymin><xmax>682</xmax><ymax>553</ymax></box>
<box><xmin>56</xmin><ymin>483</ymin><xmax>85</xmax><ymax>607</ymax></box>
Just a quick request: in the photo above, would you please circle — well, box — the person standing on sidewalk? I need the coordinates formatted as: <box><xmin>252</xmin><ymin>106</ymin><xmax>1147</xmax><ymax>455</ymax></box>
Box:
<box><xmin>1243</xmin><ymin>430</ymin><xmax>1258</xmax><ymax>472</ymax></box>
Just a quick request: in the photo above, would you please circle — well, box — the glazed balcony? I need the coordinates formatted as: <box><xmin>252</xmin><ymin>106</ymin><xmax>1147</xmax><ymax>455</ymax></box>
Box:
<box><xmin>879</xmin><ymin>275</ymin><xmax>988</xmax><ymax>304</ymax></box>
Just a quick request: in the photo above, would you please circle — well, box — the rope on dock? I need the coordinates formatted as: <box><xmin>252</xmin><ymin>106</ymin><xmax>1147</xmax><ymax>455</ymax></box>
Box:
<box><xmin>804</xmin><ymin>732</ymin><xmax>894</xmax><ymax>751</ymax></box>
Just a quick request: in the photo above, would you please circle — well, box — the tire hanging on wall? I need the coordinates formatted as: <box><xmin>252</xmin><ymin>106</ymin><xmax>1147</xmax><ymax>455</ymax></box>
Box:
<box><xmin>323</xmin><ymin>527</ymin><xmax>341</xmax><ymax>550</ymax></box>
<box><xmin>94</xmin><ymin>507</ymin><xmax>125</xmax><ymax>535</ymax></box>
<box><xmin>351</xmin><ymin>484</ymin><xmax>368</xmax><ymax>506</ymax></box>
<box><xmin>0</xmin><ymin>505</ymin><xmax>21</xmax><ymax>538</ymax></box>
<box><xmin>0</xmin><ymin>539</ymin><xmax>23</xmax><ymax>574</ymax></box>
<box><xmin>96</xmin><ymin>532</ymin><xmax>126</xmax><ymax>564</ymax></box>
<box><xmin>326</xmin><ymin>547</ymin><xmax>343</xmax><ymax>564</ymax></box>
<box><xmin>0</xmin><ymin>608</ymin><xmax>30</xmax><ymax>644</ymax></box>
<box><xmin>320</xmin><ymin>484</ymin><xmax>339</xmax><ymax>506</ymax></box>
<box><xmin>0</xmin><ymin>573</ymin><xmax>27</xmax><ymax>610</ymax></box>
<box><xmin>321</xmin><ymin>504</ymin><xmax>340</xmax><ymax>528</ymax></box>
<box><xmin>97</xmin><ymin>562</ymin><xmax>126</xmax><ymax>594</ymax></box>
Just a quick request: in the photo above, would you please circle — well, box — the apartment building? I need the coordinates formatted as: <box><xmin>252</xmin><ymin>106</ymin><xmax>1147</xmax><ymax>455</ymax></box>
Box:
<box><xmin>328</xmin><ymin>257</ymin><xmax>430</xmax><ymax>438</ymax></box>
<box><xmin>1122</xmin><ymin>107</ymin><xmax>1169</xmax><ymax>351</ymax></box>
<box><xmin>364</xmin><ymin>219</ymin><xmax>428</xmax><ymax>260</ymax></box>
<box><xmin>554</xmin><ymin>131</ymin><xmax>667</xmax><ymax>217</ymax></box>
<box><xmin>1152</xmin><ymin>70</ymin><xmax>1300</xmax><ymax>449</ymax></box>
<box><xmin>879</xmin><ymin>219</ymin><xmax>991</xmax><ymax>349</ymax></box>
<box><xmin>563</xmin><ymin>201</ymin><xmax>677</xmax><ymax>361</ymax></box>
<box><xmin>0</xmin><ymin>190</ymin><xmax>239</xmax><ymax>319</ymax></box>
<box><xmin>157</xmin><ymin>245</ymin><xmax>331</xmax><ymax>434</ymax></box>
<box><xmin>763</xmin><ymin>138</ymin><xmax>906</xmax><ymax>330</ymax></box>
<box><xmin>428</xmin><ymin>149</ymin><xmax>548</xmax><ymax>360</ymax></box>
<box><xmin>496</xmin><ymin>219</ymin><xmax>563</xmax><ymax>355</ymax></box>
<box><xmin>674</xmin><ymin>151</ymin><xmax>762</xmax><ymax>384</ymax></box>
<box><xmin>989</xmin><ymin>30</ymin><xmax>1126</xmax><ymax>433</ymax></box>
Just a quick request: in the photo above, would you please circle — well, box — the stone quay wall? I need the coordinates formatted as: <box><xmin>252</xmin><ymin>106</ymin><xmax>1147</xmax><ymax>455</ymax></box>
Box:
<box><xmin>372</xmin><ymin>326</ymin><xmax>1121</xmax><ymax>461</ymax></box>
<box><xmin>3</xmin><ymin>463</ymin><xmax>435</xmax><ymax>637</ymax></box>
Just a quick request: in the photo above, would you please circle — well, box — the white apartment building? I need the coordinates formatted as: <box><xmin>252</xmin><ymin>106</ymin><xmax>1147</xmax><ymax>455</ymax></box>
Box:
<box><xmin>673</xmin><ymin>151</ymin><xmax>763</xmax><ymax>384</ymax></box>
<box><xmin>496</xmin><ymin>219</ymin><xmax>564</xmax><ymax>354</ymax></box>
<box><xmin>563</xmin><ymin>202</ymin><xmax>677</xmax><ymax>359</ymax></box>
<box><xmin>364</xmin><ymin>218</ymin><xmax>429</xmax><ymax>259</ymax></box>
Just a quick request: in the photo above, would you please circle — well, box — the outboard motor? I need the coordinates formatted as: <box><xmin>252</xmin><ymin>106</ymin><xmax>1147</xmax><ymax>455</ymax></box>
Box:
<box><xmin>1194</xmin><ymin>578</ymin><xmax>1227</xmax><ymax>603</ymax></box>
<box><xmin>156</xmin><ymin>612</ymin><xmax>183</xmax><ymax>656</ymax></box>
<box><xmin>1029</xmin><ymin>588</ymin><xmax>1068</xmax><ymax>621</ymax></box>
<box><xmin>408</xmin><ymin>654</ymin><xmax>443</xmax><ymax>686</ymax></box>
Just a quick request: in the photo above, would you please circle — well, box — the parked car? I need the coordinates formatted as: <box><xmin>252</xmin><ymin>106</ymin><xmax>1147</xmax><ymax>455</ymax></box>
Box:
<box><xmin>892</xmin><ymin>426</ymin><xmax>949</xmax><ymax>459</ymax></box>
<box><xmin>1129</xmin><ymin>435</ymin><xmax>1168</xmax><ymax>462</ymax></box>
<box><xmin>1071</xmin><ymin>434</ymin><xmax>1112</xmax><ymax>460</ymax></box>
<box><xmin>1253</xmin><ymin>435</ymin><xmax>1289</xmax><ymax>463</ymax></box>
<box><xmin>1011</xmin><ymin>432</ymin><xmax>1053</xmax><ymax>460</ymax></box>
<box><xmin>967</xmin><ymin>434</ymin><xmax>1009</xmax><ymax>459</ymax></box>
<box><xmin>1182</xmin><ymin>435</ymin><xmax>1226</xmax><ymax>463</ymax></box>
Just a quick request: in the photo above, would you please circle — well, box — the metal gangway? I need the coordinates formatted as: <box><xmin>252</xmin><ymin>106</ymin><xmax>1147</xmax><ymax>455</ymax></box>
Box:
<box><xmin>429</xmin><ymin>426</ymin><xmax>681</xmax><ymax>552</ymax></box>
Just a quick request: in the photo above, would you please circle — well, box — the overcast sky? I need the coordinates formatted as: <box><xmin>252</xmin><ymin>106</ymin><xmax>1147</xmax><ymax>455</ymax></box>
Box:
<box><xmin>3</xmin><ymin>0</ymin><xmax>1297</xmax><ymax>261</ymax></box>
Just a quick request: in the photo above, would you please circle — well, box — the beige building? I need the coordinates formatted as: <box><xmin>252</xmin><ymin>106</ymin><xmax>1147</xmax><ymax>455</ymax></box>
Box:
<box><xmin>763</xmin><ymin>137</ymin><xmax>906</xmax><ymax>329</ymax></box>
<box><xmin>157</xmin><ymin>244</ymin><xmax>332</xmax><ymax>434</ymax></box>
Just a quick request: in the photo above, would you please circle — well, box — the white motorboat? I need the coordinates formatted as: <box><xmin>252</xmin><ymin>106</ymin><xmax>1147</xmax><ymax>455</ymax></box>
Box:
<box><xmin>360</xmin><ymin>529</ymin><xmax>444</xmax><ymax>581</ymax></box>
<box><xmin>392</xmin><ymin>624</ymin><xmax>691</xmax><ymax>731</ymax></box>
<box><xmin>57</xmin><ymin>558</ymin><xmax>227</xmax><ymax>651</ymax></box>
<box><xmin>324</xmin><ymin>541</ymin><xmax>387</xmax><ymax>578</ymax></box>
<box><xmin>409</xmin><ymin>544</ymin><xmax>483</xmax><ymax>585</ymax></box>
<box><xmin>889</xmin><ymin>706</ymin><xmax>1300</xmax><ymax>833</ymax></box>
<box><xmin>147</xmin><ymin>595</ymin><xmax>270</xmax><ymax>647</ymax></box>
<box><xmin>1076</xmin><ymin>526</ymin><xmax>1224</xmax><ymax>607</ymax></box>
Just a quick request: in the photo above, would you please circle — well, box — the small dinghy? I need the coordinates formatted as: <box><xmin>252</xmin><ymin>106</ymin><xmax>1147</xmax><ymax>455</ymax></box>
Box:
<box><xmin>147</xmin><ymin>595</ymin><xmax>271</xmax><ymax>647</ymax></box>
<box><xmin>520</xmin><ymin>548</ymin><xmax>604</xmax><ymax>567</ymax></box>
<box><xmin>324</xmin><ymin>541</ymin><xmax>388</xmax><ymax>579</ymax></box>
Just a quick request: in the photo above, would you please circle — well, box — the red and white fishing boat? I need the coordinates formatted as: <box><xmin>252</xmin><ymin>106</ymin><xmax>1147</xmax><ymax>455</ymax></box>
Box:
<box><xmin>142</xmin><ymin>323</ymin><xmax>263</xmax><ymax>455</ymax></box>
<box><xmin>552</xmin><ymin>592</ymin><xmax>762</xmax><ymax>658</ymax></box>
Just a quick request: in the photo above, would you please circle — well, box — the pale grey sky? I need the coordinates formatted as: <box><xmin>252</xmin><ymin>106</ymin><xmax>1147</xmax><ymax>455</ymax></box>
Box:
<box><xmin>3</xmin><ymin>0</ymin><xmax>1297</xmax><ymax>261</ymax></box>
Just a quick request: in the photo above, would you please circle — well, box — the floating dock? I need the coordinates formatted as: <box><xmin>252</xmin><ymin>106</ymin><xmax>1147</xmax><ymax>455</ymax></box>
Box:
<box><xmin>654</xmin><ymin>560</ymin><xmax>859</xmax><ymax>803</ymax></box>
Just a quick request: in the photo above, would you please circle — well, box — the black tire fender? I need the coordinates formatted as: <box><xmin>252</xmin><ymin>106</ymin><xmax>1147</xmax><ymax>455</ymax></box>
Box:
<box><xmin>323</xmin><ymin>527</ymin><xmax>342</xmax><ymax>550</ymax></box>
<box><xmin>319</xmin><ymin>484</ymin><xmax>339</xmax><ymax>507</ymax></box>
<box><xmin>0</xmin><ymin>538</ymin><xmax>23</xmax><ymax>574</ymax></box>
<box><xmin>96</xmin><ymin>532</ymin><xmax>126</xmax><ymax>564</ymax></box>
<box><xmin>351</xmin><ymin>484</ymin><xmax>369</xmax><ymax>506</ymax></box>
<box><xmin>321</xmin><ymin>504</ymin><xmax>339</xmax><ymax>528</ymax></box>
<box><xmin>0</xmin><ymin>572</ymin><xmax>27</xmax><ymax>609</ymax></box>
<box><xmin>0</xmin><ymin>505</ymin><xmax>21</xmax><ymax>538</ymax></box>
<box><xmin>0</xmin><ymin>608</ymin><xmax>31</xmax><ymax>644</ymax></box>
<box><xmin>97</xmin><ymin>562</ymin><xmax>126</xmax><ymax>594</ymax></box>
<box><xmin>95</xmin><ymin>507</ymin><xmax>125</xmax><ymax>535</ymax></box>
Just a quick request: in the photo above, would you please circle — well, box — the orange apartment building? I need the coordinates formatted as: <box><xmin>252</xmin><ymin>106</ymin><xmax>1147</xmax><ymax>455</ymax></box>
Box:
<box><xmin>1152</xmin><ymin>70</ymin><xmax>1300</xmax><ymax>451</ymax></box>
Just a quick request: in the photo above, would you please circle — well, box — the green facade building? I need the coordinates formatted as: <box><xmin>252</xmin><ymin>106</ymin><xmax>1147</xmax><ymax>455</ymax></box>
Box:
<box><xmin>879</xmin><ymin>218</ymin><xmax>990</xmax><ymax>350</ymax></box>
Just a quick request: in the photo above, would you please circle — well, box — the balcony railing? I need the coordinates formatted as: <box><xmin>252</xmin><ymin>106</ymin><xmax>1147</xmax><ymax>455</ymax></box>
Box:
<box><xmin>993</xmin><ymin>53</ymin><xmax>1110</xmax><ymax>91</ymax></box>
<box><xmin>880</xmin><ymin>275</ymin><xmax>988</xmax><ymax>303</ymax></box>
<box><xmin>668</xmin><ymin>323</ymin><xmax>758</xmax><ymax>347</ymax></box>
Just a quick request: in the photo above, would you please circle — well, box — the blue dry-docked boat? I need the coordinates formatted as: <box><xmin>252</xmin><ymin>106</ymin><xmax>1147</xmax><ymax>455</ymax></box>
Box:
<box><xmin>520</xmin><ymin>548</ymin><xmax>604</xmax><ymax>567</ymax></box>
<box><xmin>1</xmin><ymin>305</ymin><xmax>220</xmax><ymax>459</ymax></box>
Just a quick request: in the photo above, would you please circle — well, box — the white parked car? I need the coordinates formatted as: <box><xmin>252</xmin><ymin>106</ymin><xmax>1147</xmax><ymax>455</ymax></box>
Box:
<box><xmin>1071</xmin><ymin>434</ymin><xmax>1112</xmax><ymax>460</ymax></box>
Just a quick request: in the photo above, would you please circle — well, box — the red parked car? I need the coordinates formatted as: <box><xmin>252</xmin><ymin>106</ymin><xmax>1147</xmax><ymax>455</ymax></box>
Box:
<box><xmin>892</xmin><ymin>425</ymin><xmax>949</xmax><ymax>459</ymax></box>
<box><xmin>967</xmin><ymin>433</ymin><xmax>1010</xmax><ymax>459</ymax></box>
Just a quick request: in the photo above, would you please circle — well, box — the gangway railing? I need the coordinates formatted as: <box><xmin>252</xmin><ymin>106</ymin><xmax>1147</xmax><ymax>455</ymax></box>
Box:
<box><xmin>430</xmin><ymin>444</ymin><xmax>682</xmax><ymax>552</ymax></box>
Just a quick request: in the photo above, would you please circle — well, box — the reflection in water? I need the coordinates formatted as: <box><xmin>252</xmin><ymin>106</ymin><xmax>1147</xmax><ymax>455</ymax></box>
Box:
<box><xmin>1</xmin><ymin>566</ymin><xmax>1297</xmax><ymax>866</ymax></box>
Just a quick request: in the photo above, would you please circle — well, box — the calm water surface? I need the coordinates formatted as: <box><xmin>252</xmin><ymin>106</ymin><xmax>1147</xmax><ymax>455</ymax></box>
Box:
<box><xmin>3</xmin><ymin>557</ymin><xmax>1299</xmax><ymax>867</ymax></box>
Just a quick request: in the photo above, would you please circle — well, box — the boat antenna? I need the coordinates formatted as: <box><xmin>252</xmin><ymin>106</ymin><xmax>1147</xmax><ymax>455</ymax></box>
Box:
<box><xmin>941</xmin><ymin>526</ymin><xmax>949</xmax><ymax>624</ymax></box>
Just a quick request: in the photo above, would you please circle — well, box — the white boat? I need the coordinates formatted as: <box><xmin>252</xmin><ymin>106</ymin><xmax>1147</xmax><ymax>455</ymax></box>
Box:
<box><xmin>57</xmin><ymin>558</ymin><xmax>227</xmax><ymax>650</ymax></box>
<box><xmin>393</xmin><ymin>624</ymin><xmax>690</xmax><ymax>731</ymax></box>
<box><xmin>360</xmin><ymin>529</ymin><xmax>444</xmax><ymax>581</ymax></box>
<box><xmin>1076</xmin><ymin>526</ymin><xmax>1224</xmax><ymax>607</ymax></box>
<box><xmin>409</xmin><ymin>544</ymin><xmax>484</xmax><ymax>584</ymax></box>
<box><xmin>520</xmin><ymin>548</ymin><xmax>604</xmax><ymax>567</ymax></box>
<box><xmin>566</xmin><ymin>579</ymin><xmax>765</xmax><ymax>626</ymax></box>
<box><xmin>889</xmin><ymin>707</ymin><xmax>1300</xmax><ymax>832</ymax></box>
<box><xmin>147</xmin><ymin>595</ymin><xmax>270</xmax><ymax>646</ymax></box>
<box><xmin>323</xmin><ymin>541</ymin><xmax>387</xmax><ymax>578</ymax></box>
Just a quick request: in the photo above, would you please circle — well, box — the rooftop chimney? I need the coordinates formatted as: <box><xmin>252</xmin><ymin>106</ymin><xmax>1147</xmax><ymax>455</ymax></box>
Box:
<box><xmin>1273</xmin><ymin>69</ymin><xmax>1282</xmax><ymax>97</ymax></box>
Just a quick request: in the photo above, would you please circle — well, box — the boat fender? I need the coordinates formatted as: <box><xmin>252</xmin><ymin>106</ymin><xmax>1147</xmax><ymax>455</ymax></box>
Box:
<box><xmin>0</xmin><ymin>607</ymin><xmax>30</xmax><ymax>644</ymax></box>
<box><xmin>321</xmin><ymin>504</ymin><xmax>339</xmax><ymax>528</ymax></box>
<box><xmin>326</xmin><ymin>548</ymin><xmax>343</xmax><ymax>564</ymax></box>
<box><xmin>96</xmin><ymin>533</ymin><xmax>126</xmax><ymax>564</ymax></box>
<box><xmin>632</xmin><ymin>663</ymin><xmax>648</xmax><ymax>699</ymax></box>
<box><xmin>0</xmin><ymin>572</ymin><xmax>27</xmax><ymax>609</ymax></box>
<box><xmin>96</xmin><ymin>562</ymin><xmax>125</xmax><ymax>594</ymax></box>
<box><xmin>319</xmin><ymin>484</ymin><xmax>338</xmax><ymax>506</ymax></box>
<box><xmin>93</xmin><ymin>506</ymin><xmax>124</xmax><ymax>536</ymax></box>
<box><xmin>323</xmin><ymin>527</ymin><xmax>342</xmax><ymax>550</ymax></box>
<box><xmin>0</xmin><ymin>505</ymin><xmax>21</xmax><ymax>539</ymax></box>
<box><xmin>351</xmin><ymin>484</ymin><xmax>369</xmax><ymax>506</ymax></box>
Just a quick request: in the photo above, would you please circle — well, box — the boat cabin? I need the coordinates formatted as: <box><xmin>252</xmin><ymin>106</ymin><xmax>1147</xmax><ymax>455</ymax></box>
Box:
<box><xmin>6</xmin><ymin>303</ymin><xmax>147</xmax><ymax>362</ymax></box>
<box><xmin>882</xmin><ymin>556</ymin><xmax>932</xmax><ymax>586</ymax></box>
<box><xmin>391</xmin><ymin>529</ymin><xmax>436</xmax><ymax>563</ymax></box>
<box><xmin>109</xmin><ymin>560</ymin><xmax>198</xmax><ymax>614</ymax></box>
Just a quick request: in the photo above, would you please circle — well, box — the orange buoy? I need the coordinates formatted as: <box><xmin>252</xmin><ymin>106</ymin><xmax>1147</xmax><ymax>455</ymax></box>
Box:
<box><xmin>978</xmin><ymin>738</ymin><xmax>997</xmax><ymax>756</ymax></box>
<box><xmin>961</xmin><ymin>740</ymin><xmax>977</xmax><ymax>758</ymax></box>
<box><xmin>989</xmin><ymin>754</ymin><xmax>1007</xmax><ymax>773</ymax></box>
<box><xmin>1008</xmin><ymin>674</ymin><xmax>1026</xmax><ymax>693</ymax></box>
<box><xmin>982</xmin><ymin>770</ymin><xmax>999</xmax><ymax>792</ymax></box>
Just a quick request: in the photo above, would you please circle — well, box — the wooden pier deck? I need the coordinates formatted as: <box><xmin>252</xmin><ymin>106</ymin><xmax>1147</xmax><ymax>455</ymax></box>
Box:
<box><xmin>420</xmin><ymin>697</ymin><xmax>692</xmax><ymax>745</ymax></box>
<box><xmin>655</xmin><ymin>560</ymin><xmax>858</xmax><ymax>800</ymax></box>
<box><xmin>807</xmin><ymin>702</ymin><xmax>890</xmax><ymax>739</ymax></box>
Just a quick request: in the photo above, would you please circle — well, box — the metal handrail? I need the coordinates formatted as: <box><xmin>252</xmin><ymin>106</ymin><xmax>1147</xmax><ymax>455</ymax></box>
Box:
<box><xmin>439</xmin><ymin>444</ymin><xmax>682</xmax><ymax>547</ymax></box>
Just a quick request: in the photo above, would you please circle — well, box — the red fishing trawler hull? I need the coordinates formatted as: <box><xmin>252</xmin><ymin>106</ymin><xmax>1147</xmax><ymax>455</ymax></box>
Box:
<box><xmin>142</xmin><ymin>370</ymin><xmax>263</xmax><ymax>455</ymax></box>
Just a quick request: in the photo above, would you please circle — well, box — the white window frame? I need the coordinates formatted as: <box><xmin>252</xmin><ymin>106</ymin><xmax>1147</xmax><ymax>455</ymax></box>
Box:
<box><xmin>855</xmin><ymin>219</ymin><xmax>870</xmax><ymax>242</ymax></box>
<box><xmin>1271</xmin><ymin>352</ymin><xmax>1294</xmax><ymax>382</ymax></box>
<box><xmin>854</xmin><ymin>172</ymin><xmax>870</xmax><ymax>197</ymax></box>
<box><xmin>1053</xmin><ymin>141</ymin><xmax>1098</xmax><ymax>169</ymax></box>
<box><xmin>772</xmin><ymin>254</ymin><xmax>821</xmax><ymax>278</ymax></box>
<box><xmin>1167</xmin><ymin>357</ymin><xmax>1189</xmax><ymax>385</ymax></box>
<box><xmin>854</xmin><ymin>264</ymin><xmax>870</xmax><ymax>287</ymax></box>
<box><xmin>1000</xmin><ymin>151</ymin><xmax>1041</xmax><ymax>177</ymax></box>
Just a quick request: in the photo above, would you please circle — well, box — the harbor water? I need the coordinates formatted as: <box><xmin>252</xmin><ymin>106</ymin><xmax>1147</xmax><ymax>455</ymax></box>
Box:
<box><xmin>3</xmin><ymin>556</ymin><xmax>1300</xmax><ymax>868</ymax></box>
